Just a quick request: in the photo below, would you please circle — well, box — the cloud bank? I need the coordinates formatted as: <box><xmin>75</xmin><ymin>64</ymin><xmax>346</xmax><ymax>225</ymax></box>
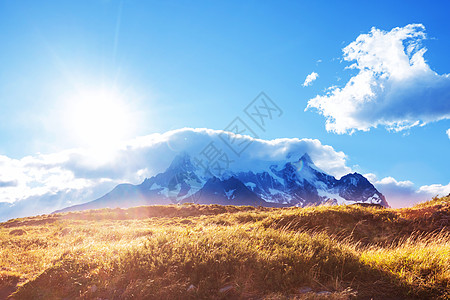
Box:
<box><xmin>303</xmin><ymin>72</ymin><xmax>319</xmax><ymax>87</ymax></box>
<box><xmin>0</xmin><ymin>128</ymin><xmax>351</xmax><ymax>220</ymax></box>
<box><xmin>306</xmin><ymin>24</ymin><xmax>450</xmax><ymax>134</ymax></box>
<box><xmin>365</xmin><ymin>173</ymin><xmax>450</xmax><ymax>208</ymax></box>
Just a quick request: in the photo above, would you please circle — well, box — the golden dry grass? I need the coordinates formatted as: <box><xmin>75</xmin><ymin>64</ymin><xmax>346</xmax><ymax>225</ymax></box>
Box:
<box><xmin>0</xmin><ymin>197</ymin><xmax>449</xmax><ymax>299</ymax></box>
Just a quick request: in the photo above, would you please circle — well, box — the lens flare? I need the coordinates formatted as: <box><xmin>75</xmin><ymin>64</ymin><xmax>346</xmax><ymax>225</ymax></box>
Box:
<box><xmin>296</xmin><ymin>160</ymin><xmax>304</xmax><ymax>172</ymax></box>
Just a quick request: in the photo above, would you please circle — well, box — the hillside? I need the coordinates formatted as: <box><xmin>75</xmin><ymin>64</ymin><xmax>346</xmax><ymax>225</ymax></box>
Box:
<box><xmin>1</xmin><ymin>196</ymin><xmax>449</xmax><ymax>299</ymax></box>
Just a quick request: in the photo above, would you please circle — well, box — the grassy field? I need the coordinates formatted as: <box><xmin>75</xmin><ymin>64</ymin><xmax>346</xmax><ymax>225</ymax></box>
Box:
<box><xmin>0</xmin><ymin>196</ymin><xmax>449</xmax><ymax>299</ymax></box>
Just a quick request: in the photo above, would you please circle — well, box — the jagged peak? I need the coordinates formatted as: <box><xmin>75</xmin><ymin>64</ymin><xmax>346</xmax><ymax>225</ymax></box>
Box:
<box><xmin>167</xmin><ymin>152</ymin><xmax>195</xmax><ymax>171</ymax></box>
<box><xmin>285</xmin><ymin>152</ymin><xmax>313</xmax><ymax>165</ymax></box>
<box><xmin>341</xmin><ymin>172</ymin><xmax>367</xmax><ymax>181</ymax></box>
<box><xmin>339</xmin><ymin>172</ymin><xmax>372</xmax><ymax>187</ymax></box>
<box><xmin>299</xmin><ymin>153</ymin><xmax>313</xmax><ymax>164</ymax></box>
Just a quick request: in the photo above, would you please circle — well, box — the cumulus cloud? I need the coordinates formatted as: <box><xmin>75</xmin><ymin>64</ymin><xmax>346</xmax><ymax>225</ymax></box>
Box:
<box><xmin>306</xmin><ymin>24</ymin><xmax>450</xmax><ymax>134</ymax></box>
<box><xmin>0</xmin><ymin>128</ymin><xmax>351</xmax><ymax>220</ymax></box>
<box><xmin>418</xmin><ymin>183</ymin><xmax>450</xmax><ymax>196</ymax></box>
<box><xmin>303</xmin><ymin>72</ymin><xmax>319</xmax><ymax>87</ymax></box>
<box><xmin>447</xmin><ymin>128</ymin><xmax>450</xmax><ymax>139</ymax></box>
<box><xmin>365</xmin><ymin>173</ymin><xmax>450</xmax><ymax>208</ymax></box>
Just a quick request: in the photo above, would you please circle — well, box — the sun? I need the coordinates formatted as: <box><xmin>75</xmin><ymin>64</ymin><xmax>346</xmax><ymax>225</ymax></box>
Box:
<box><xmin>64</xmin><ymin>87</ymin><xmax>136</xmax><ymax>150</ymax></box>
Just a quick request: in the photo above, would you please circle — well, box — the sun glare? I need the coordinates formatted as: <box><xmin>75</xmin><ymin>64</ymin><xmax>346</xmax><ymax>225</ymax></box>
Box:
<box><xmin>65</xmin><ymin>88</ymin><xmax>136</xmax><ymax>151</ymax></box>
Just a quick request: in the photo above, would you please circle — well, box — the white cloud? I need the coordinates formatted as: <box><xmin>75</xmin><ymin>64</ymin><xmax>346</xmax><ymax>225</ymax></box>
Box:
<box><xmin>363</xmin><ymin>173</ymin><xmax>378</xmax><ymax>183</ymax></box>
<box><xmin>446</xmin><ymin>128</ymin><xmax>450</xmax><ymax>139</ymax></box>
<box><xmin>303</xmin><ymin>72</ymin><xmax>319</xmax><ymax>87</ymax></box>
<box><xmin>306</xmin><ymin>24</ymin><xmax>450</xmax><ymax>134</ymax></box>
<box><xmin>366</xmin><ymin>174</ymin><xmax>450</xmax><ymax>208</ymax></box>
<box><xmin>0</xmin><ymin>128</ymin><xmax>351</xmax><ymax>220</ymax></box>
<box><xmin>418</xmin><ymin>183</ymin><xmax>450</xmax><ymax>196</ymax></box>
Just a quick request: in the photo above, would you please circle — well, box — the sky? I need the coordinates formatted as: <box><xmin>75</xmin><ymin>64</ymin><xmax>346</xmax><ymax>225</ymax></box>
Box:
<box><xmin>0</xmin><ymin>0</ymin><xmax>449</xmax><ymax>218</ymax></box>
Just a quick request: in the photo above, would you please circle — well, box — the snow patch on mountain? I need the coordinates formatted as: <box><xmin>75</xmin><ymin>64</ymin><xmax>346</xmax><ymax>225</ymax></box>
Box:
<box><xmin>225</xmin><ymin>189</ymin><xmax>236</xmax><ymax>199</ymax></box>
<box><xmin>317</xmin><ymin>190</ymin><xmax>350</xmax><ymax>205</ymax></box>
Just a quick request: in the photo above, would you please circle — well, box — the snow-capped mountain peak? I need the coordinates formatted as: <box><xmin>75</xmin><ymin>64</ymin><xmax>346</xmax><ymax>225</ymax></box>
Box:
<box><xmin>299</xmin><ymin>153</ymin><xmax>313</xmax><ymax>164</ymax></box>
<box><xmin>166</xmin><ymin>151</ymin><xmax>196</xmax><ymax>172</ymax></box>
<box><xmin>56</xmin><ymin>152</ymin><xmax>389</xmax><ymax>213</ymax></box>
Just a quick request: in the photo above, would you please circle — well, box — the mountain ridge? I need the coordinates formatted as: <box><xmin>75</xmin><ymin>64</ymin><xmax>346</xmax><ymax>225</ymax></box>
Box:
<box><xmin>55</xmin><ymin>152</ymin><xmax>388</xmax><ymax>213</ymax></box>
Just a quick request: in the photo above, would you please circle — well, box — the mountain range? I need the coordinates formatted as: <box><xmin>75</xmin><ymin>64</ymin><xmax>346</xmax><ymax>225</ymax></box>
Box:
<box><xmin>56</xmin><ymin>152</ymin><xmax>389</xmax><ymax>213</ymax></box>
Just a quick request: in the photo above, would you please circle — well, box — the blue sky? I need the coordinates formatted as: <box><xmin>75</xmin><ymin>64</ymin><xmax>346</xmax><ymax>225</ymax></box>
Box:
<box><xmin>0</xmin><ymin>0</ymin><xmax>449</xmax><ymax>214</ymax></box>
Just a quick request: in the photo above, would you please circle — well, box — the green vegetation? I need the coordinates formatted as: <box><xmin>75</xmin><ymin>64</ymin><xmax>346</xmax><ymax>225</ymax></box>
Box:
<box><xmin>1</xmin><ymin>196</ymin><xmax>449</xmax><ymax>299</ymax></box>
